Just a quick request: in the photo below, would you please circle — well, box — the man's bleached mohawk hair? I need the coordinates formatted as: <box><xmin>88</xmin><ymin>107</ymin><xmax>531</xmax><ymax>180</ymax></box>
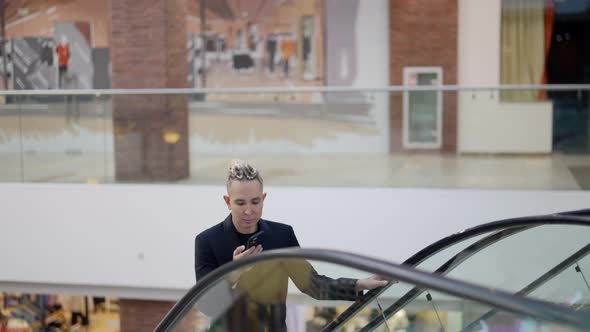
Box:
<box><xmin>226</xmin><ymin>160</ymin><xmax>263</xmax><ymax>192</ymax></box>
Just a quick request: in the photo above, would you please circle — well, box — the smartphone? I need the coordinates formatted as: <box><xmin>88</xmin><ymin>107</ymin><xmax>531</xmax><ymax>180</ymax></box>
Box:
<box><xmin>246</xmin><ymin>230</ymin><xmax>264</xmax><ymax>250</ymax></box>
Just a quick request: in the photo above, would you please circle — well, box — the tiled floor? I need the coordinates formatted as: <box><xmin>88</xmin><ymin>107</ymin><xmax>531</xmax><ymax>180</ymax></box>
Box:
<box><xmin>2</xmin><ymin>151</ymin><xmax>590</xmax><ymax>190</ymax></box>
<box><xmin>63</xmin><ymin>311</ymin><xmax>119</xmax><ymax>332</ymax></box>
<box><xmin>183</xmin><ymin>153</ymin><xmax>590</xmax><ymax>190</ymax></box>
<box><xmin>2</xmin><ymin>107</ymin><xmax>590</xmax><ymax>190</ymax></box>
<box><xmin>197</xmin><ymin>58</ymin><xmax>322</xmax><ymax>89</ymax></box>
<box><xmin>87</xmin><ymin>311</ymin><xmax>119</xmax><ymax>332</ymax></box>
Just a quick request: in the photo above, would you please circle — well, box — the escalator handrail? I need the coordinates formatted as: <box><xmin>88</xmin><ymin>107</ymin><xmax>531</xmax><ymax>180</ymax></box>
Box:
<box><xmin>405</xmin><ymin>214</ymin><xmax>590</xmax><ymax>266</ymax></box>
<box><xmin>557</xmin><ymin>208</ymin><xmax>590</xmax><ymax>218</ymax></box>
<box><xmin>325</xmin><ymin>213</ymin><xmax>590</xmax><ymax>331</ymax></box>
<box><xmin>154</xmin><ymin>248</ymin><xmax>590</xmax><ymax>332</ymax></box>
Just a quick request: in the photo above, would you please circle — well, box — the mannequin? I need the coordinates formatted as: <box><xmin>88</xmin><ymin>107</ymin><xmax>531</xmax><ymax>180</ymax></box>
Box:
<box><xmin>266</xmin><ymin>34</ymin><xmax>277</xmax><ymax>73</ymax></box>
<box><xmin>56</xmin><ymin>36</ymin><xmax>70</xmax><ymax>88</ymax></box>
<box><xmin>280</xmin><ymin>37</ymin><xmax>295</xmax><ymax>78</ymax></box>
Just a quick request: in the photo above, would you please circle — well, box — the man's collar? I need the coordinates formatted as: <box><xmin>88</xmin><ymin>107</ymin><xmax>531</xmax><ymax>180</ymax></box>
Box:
<box><xmin>223</xmin><ymin>214</ymin><xmax>269</xmax><ymax>234</ymax></box>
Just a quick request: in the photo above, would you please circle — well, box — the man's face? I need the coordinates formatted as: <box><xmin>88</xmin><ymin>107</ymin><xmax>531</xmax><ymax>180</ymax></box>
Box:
<box><xmin>224</xmin><ymin>180</ymin><xmax>266</xmax><ymax>234</ymax></box>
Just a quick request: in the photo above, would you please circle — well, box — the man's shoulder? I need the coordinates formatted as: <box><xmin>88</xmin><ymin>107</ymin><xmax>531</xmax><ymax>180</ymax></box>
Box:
<box><xmin>195</xmin><ymin>218</ymin><xmax>295</xmax><ymax>240</ymax></box>
<box><xmin>263</xmin><ymin>219</ymin><xmax>294</xmax><ymax>233</ymax></box>
<box><xmin>262</xmin><ymin>219</ymin><xmax>298</xmax><ymax>247</ymax></box>
<box><xmin>195</xmin><ymin>221</ymin><xmax>224</xmax><ymax>241</ymax></box>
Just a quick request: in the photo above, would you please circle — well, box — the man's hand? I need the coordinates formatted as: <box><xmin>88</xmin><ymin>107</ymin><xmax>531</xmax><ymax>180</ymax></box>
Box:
<box><xmin>232</xmin><ymin>244</ymin><xmax>263</xmax><ymax>261</ymax></box>
<box><xmin>355</xmin><ymin>275</ymin><xmax>390</xmax><ymax>293</ymax></box>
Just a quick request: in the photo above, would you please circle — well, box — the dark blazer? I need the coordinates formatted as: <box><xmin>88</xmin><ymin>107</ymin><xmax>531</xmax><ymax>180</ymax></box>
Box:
<box><xmin>195</xmin><ymin>215</ymin><xmax>300</xmax><ymax>281</ymax></box>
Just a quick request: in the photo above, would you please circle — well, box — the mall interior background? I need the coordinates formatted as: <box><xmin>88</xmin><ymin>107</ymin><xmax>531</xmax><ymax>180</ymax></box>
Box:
<box><xmin>1</xmin><ymin>0</ymin><xmax>590</xmax><ymax>331</ymax></box>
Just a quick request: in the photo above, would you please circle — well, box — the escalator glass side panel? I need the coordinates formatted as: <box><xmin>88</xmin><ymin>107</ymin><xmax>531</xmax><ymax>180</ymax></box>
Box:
<box><xmin>158</xmin><ymin>251</ymin><xmax>588</xmax><ymax>332</ymax></box>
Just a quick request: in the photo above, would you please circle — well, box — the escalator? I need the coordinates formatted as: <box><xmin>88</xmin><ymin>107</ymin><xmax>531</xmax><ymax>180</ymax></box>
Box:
<box><xmin>155</xmin><ymin>211</ymin><xmax>590</xmax><ymax>332</ymax></box>
<box><xmin>326</xmin><ymin>212</ymin><xmax>590</xmax><ymax>331</ymax></box>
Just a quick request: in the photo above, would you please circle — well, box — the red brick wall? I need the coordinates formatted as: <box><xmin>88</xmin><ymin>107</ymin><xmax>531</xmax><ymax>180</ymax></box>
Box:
<box><xmin>109</xmin><ymin>0</ymin><xmax>190</xmax><ymax>181</ymax></box>
<box><xmin>389</xmin><ymin>0</ymin><xmax>458</xmax><ymax>152</ymax></box>
<box><xmin>120</xmin><ymin>299</ymin><xmax>198</xmax><ymax>332</ymax></box>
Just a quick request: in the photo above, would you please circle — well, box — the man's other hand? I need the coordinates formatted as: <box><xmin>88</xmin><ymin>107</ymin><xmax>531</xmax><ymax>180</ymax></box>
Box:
<box><xmin>355</xmin><ymin>275</ymin><xmax>390</xmax><ymax>293</ymax></box>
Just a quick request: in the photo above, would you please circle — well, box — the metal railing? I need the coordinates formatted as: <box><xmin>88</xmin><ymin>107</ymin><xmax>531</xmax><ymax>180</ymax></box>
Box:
<box><xmin>1</xmin><ymin>84</ymin><xmax>590</xmax><ymax>95</ymax></box>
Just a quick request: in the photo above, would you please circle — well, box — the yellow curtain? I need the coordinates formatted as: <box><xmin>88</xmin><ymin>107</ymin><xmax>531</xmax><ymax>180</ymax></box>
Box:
<box><xmin>501</xmin><ymin>0</ymin><xmax>545</xmax><ymax>102</ymax></box>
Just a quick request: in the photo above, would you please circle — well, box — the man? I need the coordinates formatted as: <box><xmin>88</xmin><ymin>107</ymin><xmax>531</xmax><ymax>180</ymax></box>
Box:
<box><xmin>194</xmin><ymin>160</ymin><xmax>387</xmax><ymax>330</ymax></box>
